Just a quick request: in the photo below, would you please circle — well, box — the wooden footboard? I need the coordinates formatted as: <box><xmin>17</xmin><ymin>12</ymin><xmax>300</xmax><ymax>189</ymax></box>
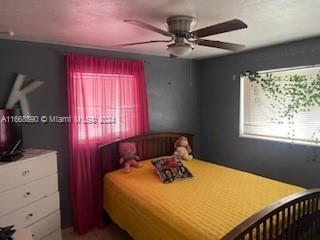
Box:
<box><xmin>222</xmin><ymin>188</ymin><xmax>320</xmax><ymax>240</ymax></box>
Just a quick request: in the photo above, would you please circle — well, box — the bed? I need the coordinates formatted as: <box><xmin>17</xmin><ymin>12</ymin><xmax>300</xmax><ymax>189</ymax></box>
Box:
<box><xmin>99</xmin><ymin>132</ymin><xmax>320</xmax><ymax>240</ymax></box>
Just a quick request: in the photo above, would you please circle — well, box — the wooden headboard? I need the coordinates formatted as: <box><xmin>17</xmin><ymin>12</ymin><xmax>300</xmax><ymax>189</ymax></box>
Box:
<box><xmin>99</xmin><ymin>132</ymin><xmax>194</xmax><ymax>175</ymax></box>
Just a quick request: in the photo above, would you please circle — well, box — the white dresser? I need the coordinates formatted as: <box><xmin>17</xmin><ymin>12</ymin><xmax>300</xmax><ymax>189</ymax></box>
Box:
<box><xmin>0</xmin><ymin>149</ymin><xmax>61</xmax><ymax>240</ymax></box>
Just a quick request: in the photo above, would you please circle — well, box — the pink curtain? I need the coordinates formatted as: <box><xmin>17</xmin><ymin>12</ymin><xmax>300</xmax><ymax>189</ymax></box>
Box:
<box><xmin>67</xmin><ymin>54</ymin><xmax>149</xmax><ymax>234</ymax></box>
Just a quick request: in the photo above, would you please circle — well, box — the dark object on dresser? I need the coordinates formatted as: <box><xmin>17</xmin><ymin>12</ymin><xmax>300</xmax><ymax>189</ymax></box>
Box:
<box><xmin>0</xmin><ymin>139</ymin><xmax>23</xmax><ymax>162</ymax></box>
<box><xmin>0</xmin><ymin>225</ymin><xmax>15</xmax><ymax>240</ymax></box>
<box><xmin>0</xmin><ymin>109</ymin><xmax>22</xmax><ymax>155</ymax></box>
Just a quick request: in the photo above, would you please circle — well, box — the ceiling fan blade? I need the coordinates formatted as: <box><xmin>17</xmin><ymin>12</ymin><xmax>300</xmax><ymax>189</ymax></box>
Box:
<box><xmin>197</xmin><ymin>39</ymin><xmax>245</xmax><ymax>51</ymax></box>
<box><xmin>192</xmin><ymin>19</ymin><xmax>247</xmax><ymax>38</ymax></box>
<box><xmin>115</xmin><ymin>40</ymin><xmax>173</xmax><ymax>47</ymax></box>
<box><xmin>124</xmin><ymin>20</ymin><xmax>175</xmax><ymax>38</ymax></box>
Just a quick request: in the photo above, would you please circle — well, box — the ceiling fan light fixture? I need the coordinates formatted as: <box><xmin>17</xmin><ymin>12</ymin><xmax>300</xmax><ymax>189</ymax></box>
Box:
<box><xmin>167</xmin><ymin>43</ymin><xmax>193</xmax><ymax>57</ymax></box>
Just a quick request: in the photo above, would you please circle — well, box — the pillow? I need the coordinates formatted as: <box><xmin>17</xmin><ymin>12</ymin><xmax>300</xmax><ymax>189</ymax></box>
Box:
<box><xmin>151</xmin><ymin>156</ymin><xmax>193</xmax><ymax>183</ymax></box>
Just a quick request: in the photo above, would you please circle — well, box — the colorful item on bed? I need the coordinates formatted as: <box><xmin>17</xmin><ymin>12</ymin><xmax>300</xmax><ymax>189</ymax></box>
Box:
<box><xmin>151</xmin><ymin>156</ymin><xmax>193</xmax><ymax>183</ymax></box>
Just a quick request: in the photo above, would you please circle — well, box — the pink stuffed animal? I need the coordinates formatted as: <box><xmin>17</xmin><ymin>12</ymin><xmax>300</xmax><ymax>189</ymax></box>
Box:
<box><xmin>119</xmin><ymin>142</ymin><xmax>142</xmax><ymax>173</ymax></box>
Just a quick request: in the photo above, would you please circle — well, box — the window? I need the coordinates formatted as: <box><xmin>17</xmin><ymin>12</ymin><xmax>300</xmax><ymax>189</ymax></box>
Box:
<box><xmin>240</xmin><ymin>65</ymin><xmax>320</xmax><ymax>146</ymax></box>
<box><xmin>73</xmin><ymin>72</ymin><xmax>138</xmax><ymax>141</ymax></box>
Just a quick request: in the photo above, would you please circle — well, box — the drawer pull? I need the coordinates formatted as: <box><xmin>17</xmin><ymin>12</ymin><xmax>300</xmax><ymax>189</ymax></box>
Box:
<box><xmin>26</xmin><ymin>213</ymin><xmax>34</xmax><ymax>219</ymax></box>
<box><xmin>22</xmin><ymin>170</ymin><xmax>30</xmax><ymax>176</ymax></box>
<box><xmin>24</xmin><ymin>192</ymin><xmax>31</xmax><ymax>197</ymax></box>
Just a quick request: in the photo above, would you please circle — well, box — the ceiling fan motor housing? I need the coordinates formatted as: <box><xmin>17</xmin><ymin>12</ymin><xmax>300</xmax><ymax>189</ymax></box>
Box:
<box><xmin>166</xmin><ymin>15</ymin><xmax>196</xmax><ymax>38</ymax></box>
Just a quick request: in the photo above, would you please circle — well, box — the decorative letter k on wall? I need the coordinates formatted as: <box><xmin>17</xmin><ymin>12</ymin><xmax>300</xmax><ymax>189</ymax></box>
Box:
<box><xmin>6</xmin><ymin>74</ymin><xmax>44</xmax><ymax>116</ymax></box>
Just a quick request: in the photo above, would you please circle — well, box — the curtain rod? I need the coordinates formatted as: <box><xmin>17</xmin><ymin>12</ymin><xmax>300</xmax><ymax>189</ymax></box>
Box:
<box><xmin>257</xmin><ymin>64</ymin><xmax>320</xmax><ymax>74</ymax></box>
<box><xmin>63</xmin><ymin>53</ymin><xmax>151</xmax><ymax>64</ymax></box>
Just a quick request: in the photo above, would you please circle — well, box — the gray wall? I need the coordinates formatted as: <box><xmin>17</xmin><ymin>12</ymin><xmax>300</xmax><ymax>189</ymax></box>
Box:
<box><xmin>0</xmin><ymin>39</ymin><xmax>200</xmax><ymax>227</ymax></box>
<box><xmin>198</xmin><ymin>37</ymin><xmax>320</xmax><ymax>189</ymax></box>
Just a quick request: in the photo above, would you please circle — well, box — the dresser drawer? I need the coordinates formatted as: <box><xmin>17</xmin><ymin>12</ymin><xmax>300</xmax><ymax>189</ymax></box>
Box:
<box><xmin>0</xmin><ymin>153</ymin><xmax>57</xmax><ymax>193</ymax></box>
<box><xmin>0</xmin><ymin>174</ymin><xmax>58</xmax><ymax>217</ymax></box>
<box><xmin>28</xmin><ymin>211</ymin><xmax>60</xmax><ymax>240</ymax></box>
<box><xmin>0</xmin><ymin>192</ymin><xmax>60</xmax><ymax>228</ymax></box>
<box><xmin>41</xmin><ymin>229</ymin><xmax>61</xmax><ymax>240</ymax></box>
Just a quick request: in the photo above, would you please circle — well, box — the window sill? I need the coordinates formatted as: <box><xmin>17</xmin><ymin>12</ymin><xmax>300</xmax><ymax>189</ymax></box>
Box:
<box><xmin>239</xmin><ymin>133</ymin><xmax>320</xmax><ymax>147</ymax></box>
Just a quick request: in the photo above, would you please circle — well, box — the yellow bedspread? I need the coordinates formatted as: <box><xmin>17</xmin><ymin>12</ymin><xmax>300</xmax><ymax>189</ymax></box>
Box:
<box><xmin>103</xmin><ymin>158</ymin><xmax>304</xmax><ymax>240</ymax></box>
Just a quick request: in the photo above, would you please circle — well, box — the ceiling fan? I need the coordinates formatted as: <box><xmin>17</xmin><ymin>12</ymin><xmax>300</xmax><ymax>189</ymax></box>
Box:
<box><xmin>118</xmin><ymin>16</ymin><xmax>248</xmax><ymax>58</ymax></box>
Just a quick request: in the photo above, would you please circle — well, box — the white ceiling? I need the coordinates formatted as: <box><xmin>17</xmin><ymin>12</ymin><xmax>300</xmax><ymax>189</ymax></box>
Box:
<box><xmin>1</xmin><ymin>0</ymin><xmax>320</xmax><ymax>59</ymax></box>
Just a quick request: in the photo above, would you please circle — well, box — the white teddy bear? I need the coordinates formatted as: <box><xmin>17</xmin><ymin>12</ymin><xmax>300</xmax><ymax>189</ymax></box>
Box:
<box><xmin>174</xmin><ymin>136</ymin><xmax>193</xmax><ymax>161</ymax></box>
